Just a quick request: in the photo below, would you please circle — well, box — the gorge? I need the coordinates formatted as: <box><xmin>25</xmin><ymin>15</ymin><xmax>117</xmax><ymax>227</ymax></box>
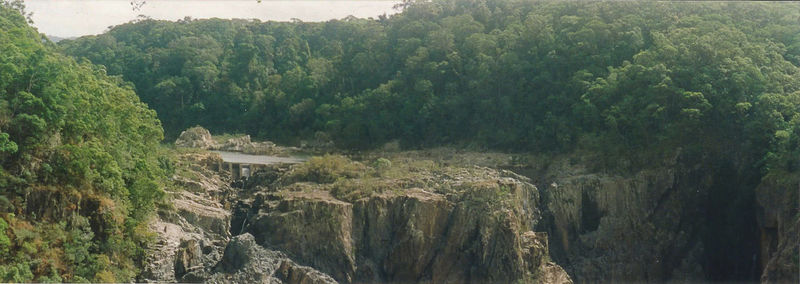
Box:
<box><xmin>0</xmin><ymin>0</ymin><xmax>797</xmax><ymax>283</ymax></box>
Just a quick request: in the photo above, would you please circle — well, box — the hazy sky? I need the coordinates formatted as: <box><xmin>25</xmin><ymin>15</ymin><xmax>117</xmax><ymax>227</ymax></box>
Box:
<box><xmin>24</xmin><ymin>0</ymin><xmax>401</xmax><ymax>38</ymax></box>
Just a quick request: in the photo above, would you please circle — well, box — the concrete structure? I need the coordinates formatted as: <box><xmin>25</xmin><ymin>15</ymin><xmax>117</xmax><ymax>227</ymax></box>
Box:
<box><xmin>213</xmin><ymin>151</ymin><xmax>306</xmax><ymax>179</ymax></box>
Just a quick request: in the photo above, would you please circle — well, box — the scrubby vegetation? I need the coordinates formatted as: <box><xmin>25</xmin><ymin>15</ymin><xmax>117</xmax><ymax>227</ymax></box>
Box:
<box><xmin>284</xmin><ymin>154</ymin><xmax>366</xmax><ymax>184</ymax></box>
<box><xmin>0</xmin><ymin>1</ymin><xmax>166</xmax><ymax>281</ymax></box>
<box><xmin>280</xmin><ymin>153</ymin><xmax>519</xmax><ymax>206</ymax></box>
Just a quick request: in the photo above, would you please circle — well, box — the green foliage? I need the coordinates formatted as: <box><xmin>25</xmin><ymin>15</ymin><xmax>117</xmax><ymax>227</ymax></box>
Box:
<box><xmin>0</xmin><ymin>2</ymin><xmax>166</xmax><ymax>282</ymax></box>
<box><xmin>0</xmin><ymin>133</ymin><xmax>17</xmax><ymax>154</ymax></box>
<box><xmin>58</xmin><ymin>1</ymin><xmax>799</xmax><ymax>171</ymax></box>
<box><xmin>0</xmin><ymin>218</ymin><xmax>10</xmax><ymax>257</ymax></box>
<box><xmin>0</xmin><ymin>262</ymin><xmax>33</xmax><ymax>283</ymax></box>
<box><xmin>372</xmin><ymin>158</ymin><xmax>392</xmax><ymax>175</ymax></box>
<box><xmin>64</xmin><ymin>216</ymin><xmax>95</xmax><ymax>278</ymax></box>
<box><xmin>330</xmin><ymin>178</ymin><xmax>385</xmax><ymax>202</ymax></box>
<box><xmin>286</xmin><ymin>154</ymin><xmax>365</xmax><ymax>184</ymax></box>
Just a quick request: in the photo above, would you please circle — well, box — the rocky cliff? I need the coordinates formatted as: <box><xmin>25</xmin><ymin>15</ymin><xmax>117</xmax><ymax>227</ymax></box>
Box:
<box><xmin>365</xmin><ymin>149</ymin><xmax>797</xmax><ymax>283</ymax></box>
<box><xmin>140</xmin><ymin>146</ymin><xmax>796</xmax><ymax>283</ymax></box>
<box><xmin>139</xmin><ymin>150</ymin><xmax>570</xmax><ymax>283</ymax></box>
<box><xmin>756</xmin><ymin>175</ymin><xmax>799</xmax><ymax>283</ymax></box>
<box><xmin>232</xmin><ymin>155</ymin><xmax>571</xmax><ymax>283</ymax></box>
<box><xmin>138</xmin><ymin>150</ymin><xmax>336</xmax><ymax>283</ymax></box>
<box><xmin>532</xmin><ymin>157</ymin><xmax>711</xmax><ymax>282</ymax></box>
<box><xmin>521</xmin><ymin>153</ymin><xmax>798</xmax><ymax>283</ymax></box>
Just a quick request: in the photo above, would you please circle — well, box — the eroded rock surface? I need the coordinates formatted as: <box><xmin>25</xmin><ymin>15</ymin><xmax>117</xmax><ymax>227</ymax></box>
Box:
<box><xmin>235</xmin><ymin>157</ymin><xmax>571</xmax><ymax>283</ymax></box>
<box><xmin>535</xmin><ymin>157</ymin><xmax>713</xmax><ymax>282</ymax></box>
<box><xmin>139</xmin><ymin>151</ymin><xmax>233</xmax><ymax>283</ymax></box>
<box><xmin>756</xmin><ymin>178</ymin><xmax>799</xmax><ymax>283</ymax></box>
<box><xmin>143</xmin><ymin>147</ymin><xmax>797</xmax><ymax>283</ymax></box>
<box><xmin>209</xmin><ymin>233</ymin><xmax>336</xmax><ymax>284</ymax></box>
<box><xmin>175</xmin><ymin>127</ymin><xmax>216</xmax><ymax>149</ymax></box>
<box><xmin>139</xmin><ymin>150</ymin><xmax>336</xmax><ymax>283</ymax></box>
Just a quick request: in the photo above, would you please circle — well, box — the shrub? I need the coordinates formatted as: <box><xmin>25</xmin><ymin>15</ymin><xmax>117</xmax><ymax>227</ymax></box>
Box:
<box><xmin>330</xmin><ymin>178</ymin><xmax>387</xmax><ymax>202</ymax></box>
<box><xmin>0</xmin><ymin>218</ymin><xmax>9</xmax><ymax>257</ymax></box>
<box><xmin>373</xmin><ymin>158</ymin><xmax>392</xmax><ymax>172</ymax></box>
<box><xmin>286</xmin><ymin>155</ymin><xmax>364</xmax><ymax>184</ymax></box>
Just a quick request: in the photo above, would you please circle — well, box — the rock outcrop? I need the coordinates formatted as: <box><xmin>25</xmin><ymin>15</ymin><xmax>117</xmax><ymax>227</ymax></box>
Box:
<box><xmin>546</xmin><ymin>165</ymin><xmax>707</xmax><ymax>282</ymax></box>
<box><xmin>235</xmin><ymin>157</ymin><xmax>572</xmax><ymax>283</ymax></box>
<box><xmin>139</xmin><ymin>151</ymin><xmax>233</xmax><ymax>283</ymax></box>
<box><xmin>531</xmin><ymin>153</ymin><xmax>784</xmax><ymax>283</ymax></box>
<box><xmin>174</xmin><ymin>126</ymin><xmax>298</xmax><ymax>156</ymax></box>
<box><xmin>540</xmin><ymin>161</ymin><xmax>711</xmax><ymax>282</ymax></box>
<box><xmin>144</xmin><ymin>145</ymin><xmax>794</xmax><ymax>283</ymax></box>
<box><xmin>756</xmin><ymin>177</ymin><xmax>799</xmax><ymax>283</ymax></box>
<box><xmin>175</xmin><ymin>126</ymin><xmax>216</xmax><ymax>149</ymax></box>
<box><xmin>209</xmin><ymin>233</ymin><xmax>336</xmax><ymax>284</ymax></box>
<box><xmin>219</xmin><ymin>134</ymin><xmax>296</xmax><ymax>156</ymax></box>
<box><xmin>139</xmin><ymin>150</ymin><xmax>336</xmax><ymax>283</ymax></box>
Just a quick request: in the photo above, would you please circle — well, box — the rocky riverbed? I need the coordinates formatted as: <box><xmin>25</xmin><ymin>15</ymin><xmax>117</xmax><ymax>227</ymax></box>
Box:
<box><xmin>138</xmin><ymin>130</ymin><xmax>797</xmax><ymax>283</ymax></box>
<box><xmin>137</xmin><ymin>144</ymin><xmax>572</xmax><ymax>283</ymax></box>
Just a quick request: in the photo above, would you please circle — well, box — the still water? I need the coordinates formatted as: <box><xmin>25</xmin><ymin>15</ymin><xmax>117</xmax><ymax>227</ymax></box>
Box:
<box><xmin>211</xmin><ymin>151</ymin><xmax>307</xmax><ymax>165</ymax></box>
<box><xmin>24</xmin><ymin>0</ymin><xmax>400</xmax><ymax>38</ymax></box>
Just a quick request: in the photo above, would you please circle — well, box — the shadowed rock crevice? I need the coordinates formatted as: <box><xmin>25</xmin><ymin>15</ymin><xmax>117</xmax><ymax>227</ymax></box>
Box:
<box><xmin>522</xmin><ymin>154</ymin><xmax>782</xmax><ymax>283</ymax></box>
<box><xmin>702</xmin><ymin>162</ymin><xmax>760</xmax><ymax>281</ymax></box>
<box><xmin>579</xmin><ymin>189</ymin><xmax>601</xmax><ymax>234</ymax></box>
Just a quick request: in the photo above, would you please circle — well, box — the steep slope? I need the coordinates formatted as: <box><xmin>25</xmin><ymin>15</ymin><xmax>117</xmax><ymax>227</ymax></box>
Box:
<box><xmin>0</xmin><ymin>3</ymin><xmax>166</xmax><ymax>282</ymax></box>
<box><xmin>232</xmin><ymin>155</ymin><xmax>571</xmax><ymax>283</ymax></box>
<box><xmin>756</xmin><ymin>172</ymin><xmax>799</xmax><ymax>283</ymax></box>
<box><xmin>139</xmin><ymin>149</ymin><xmax>336</xmax><ymax>284</ymax></box>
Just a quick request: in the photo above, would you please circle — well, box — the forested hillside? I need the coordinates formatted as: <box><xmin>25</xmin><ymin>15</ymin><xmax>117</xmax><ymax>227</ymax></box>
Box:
<box><xmin>0</xmin><ymin>1</ymin><xmax>166</xmax><ymax>282</ymax></box>
<box><xmin>62</xmin><ymin>1</ymin><xmax>798</xmax><ymax>165</ymax></box>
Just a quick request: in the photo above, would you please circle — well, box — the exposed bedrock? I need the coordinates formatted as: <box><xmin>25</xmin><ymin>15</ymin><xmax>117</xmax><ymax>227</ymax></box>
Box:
<box><xmin>756</xmin><ymin>177</ymin><xmax>799</xmax><ymax>283</ymax></box>
<box><xmin>236</xmin><ymin>168</ymin><xmax>571</xmax><ymax>283</ymax></box>
<box><xmin>530</xmin><ymin>155</ymin><xmax>787</xmax><ymax>283</ymax></box>
<box><xmin>138</xmin><ymin>151</ymin><xmax>337</xmax><ymax>283</ymax></box>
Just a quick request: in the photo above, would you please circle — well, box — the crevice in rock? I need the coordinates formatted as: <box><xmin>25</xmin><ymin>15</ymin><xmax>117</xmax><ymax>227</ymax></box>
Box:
<box><xmin>702</xmin><ymin>162</ymin><xmax>761</xmax><ymax>281</ymax></box>
<box><xmin>579</xmin><ymin>189</ymin><xmax>601</xmax><ymax>233</ymax></box>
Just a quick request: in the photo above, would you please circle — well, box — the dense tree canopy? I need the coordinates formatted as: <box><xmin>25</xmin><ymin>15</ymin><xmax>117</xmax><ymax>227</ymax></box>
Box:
<box><xmin>61</xmin><ymin>1</ymin><xmax>799</xmax><ymax>174</ymax></box>
<box><xmin>0</xmin><ymin>1</ymin><xmax>165</xmax><ymax>282</ymax></box>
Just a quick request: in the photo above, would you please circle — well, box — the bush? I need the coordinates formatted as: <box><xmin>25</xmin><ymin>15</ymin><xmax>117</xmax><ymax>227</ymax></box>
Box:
<box><xmin>373</xmin><ymin>158</ymin><xmax>392</xmax><ymax>171</ymax></box>
<box><xmin>286</xmin><ymin>155</ymin><xmax>364</xmax><ymax>184</ymax></box>
<box><xmin>330</xmin><ymin>178</ymin><xmax>387</xmax><ymax>202</ymax></box>
<box><xmin>0</xmin><ymin>218</ymin><xmax>10</xmax><ymax>257</ymax></box>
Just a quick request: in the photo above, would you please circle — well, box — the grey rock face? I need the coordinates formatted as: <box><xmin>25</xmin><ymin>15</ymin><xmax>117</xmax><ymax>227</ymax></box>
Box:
<box><xmin>756</xmin><ymin>180</ymin><xmax>799</xmax><ymax>283</ymax></box>
<box><xmin>534</xmin><ymin>156</ymin><xmax>716</xmax><ymax>283</ymax></box>
<box><xmin>139</xmin><ymin>151</ymin><xmax>335</xmax><ymax>284</ymax></box>
<box><xmin>239</xmin><ymin>167</ymin><xmax>571</xmax><ymax>284</ymax></box>
<box><xmin>138</xmin><ymin>151</ymin><xmax>233</xmax><ymax>283</ymax></box>
<box><xmin>142</xmin><ymin>150</ymin><xmax>571</xmax><ymax>284</ymax></box>
<box><xmin>209</xmin><ymin>233</ymin><xmax>337</xmax><ymax>284</ymax></box>
<box><xmin>175</xmin><ymin>239</ymin><xmax>204</xmax><ymax>280</ymax></box>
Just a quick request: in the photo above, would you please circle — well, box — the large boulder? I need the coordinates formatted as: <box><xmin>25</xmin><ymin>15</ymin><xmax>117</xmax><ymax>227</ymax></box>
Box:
<box><xmin>210</xmin><ymin>233</ymin><xmax>336</xmax><ymax>284</ymax></box>
<box><xmin>176</xmin><ymin>126</ymin><xmax>217</xmax><ymax>149</ymax></box>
